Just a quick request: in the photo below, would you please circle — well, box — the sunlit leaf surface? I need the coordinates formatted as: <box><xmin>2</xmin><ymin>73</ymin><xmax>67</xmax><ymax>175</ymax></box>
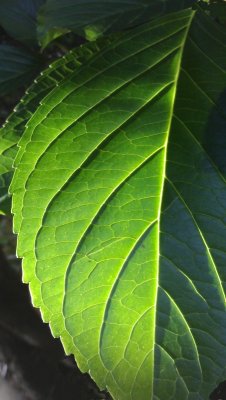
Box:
<box><xmin>9</xmin><ymin>9</ymin><xmax>226</xmax><ymax>400</ymax></box>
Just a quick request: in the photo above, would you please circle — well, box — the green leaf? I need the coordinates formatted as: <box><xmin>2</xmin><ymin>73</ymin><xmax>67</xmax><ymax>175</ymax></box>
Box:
<box><xmin>0</xmin><ymin>39</ymin><xmax>109</xmax><ymax>214</ymax></box>
<box><xmin>0</xmin><ymin>0</ymin><xmax>45</xmax><ymax>46</ymax></box>
<box><xmin>9</xmin><ymin>8</ymin><xmax>226</xmax><ymax>400</ymax></box>
<box><xmin>37</xmin><ymin>0</ymin><xmax>196</xmax><ymax>47</ymax></box>
<box><xmin>0</xmin><ymin>44</ymin><xmax>42</xmax><ymax>96</ymax></box>
<box><xmin>209</xmin><ymin>0</ymin><xmax>226</xmax><ymax>26</ymax></box>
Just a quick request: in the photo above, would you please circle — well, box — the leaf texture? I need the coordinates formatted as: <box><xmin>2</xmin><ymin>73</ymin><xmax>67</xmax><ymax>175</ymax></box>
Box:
<box><xmin>0</xmin><ymin>39</ymin><xmax>109</xmax><ymax>213</ymax></box>
<box><xmin>10</xmin><ymin>9</ymin><xmax>226</xmax><ymax>400</ymax></box>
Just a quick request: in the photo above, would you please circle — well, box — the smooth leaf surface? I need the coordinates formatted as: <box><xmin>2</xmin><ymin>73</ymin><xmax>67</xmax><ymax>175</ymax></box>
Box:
<box><xmin>209</xmin><ymin>0</ymin><xmax>226</xmax><ymax>26</ymax></box>
<box><xmin>0</xmin><ymin>0</ymin><xmax>45</xmax><ymax>46</ymax></box>
<box><xmin>0</xmin><ymin>44</ymin><xmax>42</xmax><ymax>96</ymax></box>
<box><xmin>0</xmin><ymin>39</ymin><xmax>109</xmax><ymax>213</ymax></box>
<box><xmin>37</xmin><ymin>0</ymin><xmax>195</xmax><ymax>46</ymax></box>
<box><xmin>10</xmin><ymin>9</ymin><xmax>226</xmax><ymax>400</ymax></box>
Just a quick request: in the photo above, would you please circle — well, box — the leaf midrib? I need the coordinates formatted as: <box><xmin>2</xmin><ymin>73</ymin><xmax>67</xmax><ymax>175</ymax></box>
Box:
<box><xmin>14</xmin><ymin>12</ymin><xmax>190</xmax><ymax>170</ymax></box>
<box><xmin>12</xmin><ymin>18</ymin><xmax>189</xmax><ymax>235</ymax></box>
<box><xmin>153</xmin><ymin>9</ymin><xmax>195</xmax><ymax>398</ymax></box>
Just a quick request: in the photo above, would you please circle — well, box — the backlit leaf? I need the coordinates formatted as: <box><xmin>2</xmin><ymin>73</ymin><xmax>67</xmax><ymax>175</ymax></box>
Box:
<box><xmin>10</xmin><ymin>9</ymin><xmax>226</xmax><ymax>400</ymax></box>
<box><xmin>0</xmin><ymin>39</ymin><xmax>109</xmax><ymax>213</ymax></box>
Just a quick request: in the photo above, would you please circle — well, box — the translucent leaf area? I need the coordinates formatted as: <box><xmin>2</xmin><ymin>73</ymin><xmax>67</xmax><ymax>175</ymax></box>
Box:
<box><xmin>9</xmin><ymin>9</ymin><xmax>226</xmax><ymax>400</ymax></box>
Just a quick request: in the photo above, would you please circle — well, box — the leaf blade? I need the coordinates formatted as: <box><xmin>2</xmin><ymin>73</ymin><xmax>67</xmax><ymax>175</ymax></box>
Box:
<box><xmin>9</xmin><ymin>8</ymin><xmax>226</xmax><ymax>400</ymax></box>
<box><xmin>0</xmin><ymin>39</ymin><xmax>110</xmax><ymax>213</ymax></box>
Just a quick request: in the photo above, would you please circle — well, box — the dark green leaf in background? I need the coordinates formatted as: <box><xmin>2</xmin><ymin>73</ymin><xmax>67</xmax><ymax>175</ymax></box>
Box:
<box><xmin>209</xmin><ymin>0</ymin><xmax>226</xmax><ymax>26</ymax></box>
<box><xmin>0</xmin><ymin>43</ymin><xmax>42</xmax><ymax>213</ymax></box>
<box><xmin>0</xmin><ymin>44</ymin><xmax>42</xmax><ymax>96</ymax></box>
<box><xmin>0</xmin><ymin>0</ymin><xmax>45</xmax><ymax>46</ymax></box>
<box><xmin>37</xmin><ymin>0</ymin><xmax>196</xmax><ymax>47</ymax></box>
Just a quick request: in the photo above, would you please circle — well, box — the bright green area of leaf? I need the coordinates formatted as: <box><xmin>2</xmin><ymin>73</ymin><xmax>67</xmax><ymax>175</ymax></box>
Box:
<box><xmin>9</xmin><ymin>8</ymin><xmax>226</xmax><ymax>400</ymax></box>
<box><xmin>37</xmin><ymin>0</ymin><xmax>196</xmax><ymax>47</ymax></box>
<box><xmin>0</xmin><ymin>39</ymin><xmax>110</xmax><ymax>214</ymax></box>
<box><xmin>0</xmin><ymin>0</ymin><xmax>45</xmax><ymax>46</ymax></box>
